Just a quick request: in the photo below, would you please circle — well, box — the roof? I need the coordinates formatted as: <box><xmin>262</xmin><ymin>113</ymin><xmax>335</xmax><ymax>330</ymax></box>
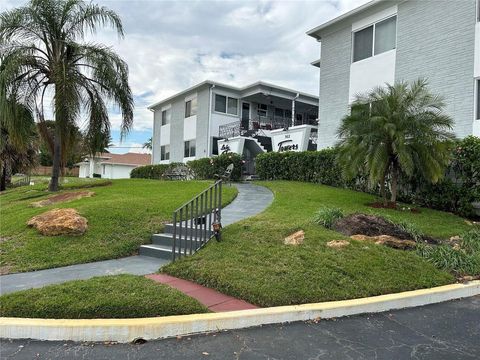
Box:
<box><xmin>96</xmin><ymin>153</ymin><xmax>151</xmax><ymax>166</ymax></box>
<box><xmin>307</xmin><ymin>0</ymin><xmax>391</xmax><ymax>40</ymax></box>
<box><xmin>148</xmin><ymin>80</ymin><xmax>319</xmax><ymax>110</ymax></box>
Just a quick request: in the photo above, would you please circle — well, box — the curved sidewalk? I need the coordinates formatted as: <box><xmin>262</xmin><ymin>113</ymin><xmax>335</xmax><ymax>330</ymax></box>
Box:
<box><xmin>0</xmin><ymin>182</ymin><xmax>273</xmax><ymax>295</ymax></box>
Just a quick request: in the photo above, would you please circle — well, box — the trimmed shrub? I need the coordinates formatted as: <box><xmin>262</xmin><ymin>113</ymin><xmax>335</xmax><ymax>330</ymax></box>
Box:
<box><xmin>130</xmin><ymin>163</ymin><xmax>183</xmax><ymax>179</ymax></box>
<box><xmin>313</xmin><ymin>207</ymin><xmax>344</xmax><ymax>229</ymax></box>
<box><xmin>256</xmin><ymin>136</ymin><xmax>480</xmax><ymax>218</ymax></box>
<box><xmin>256</xmin><ymin>149</ymin><xmax>344</xmax><ymax>186</ymax></box>
<box><xmin>187</xmin><ymin>153</ymin><xmax>243</xmax><ymax>181</ymax></box>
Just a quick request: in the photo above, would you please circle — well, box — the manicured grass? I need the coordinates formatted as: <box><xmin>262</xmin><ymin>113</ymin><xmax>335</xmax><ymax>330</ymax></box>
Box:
<box><xmin>0</xmin><ymin>275</ymin><xmax>209</xmax><ymax>318</ymax></box>
<box><xmin>0</xmin><ymin>178</ymin><xmax>237</xmax><ymax>274</ymax></box>
<box><xmin>164</xmin><ymin>181</ymin><xmax>472</xmax><ymax>307</ymax></box>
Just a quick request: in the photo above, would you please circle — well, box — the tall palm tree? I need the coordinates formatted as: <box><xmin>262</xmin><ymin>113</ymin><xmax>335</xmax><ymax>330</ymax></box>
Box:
<box><xmin>336</xmin><ymin>79</ymin><xmax>455</xmax><ymax>205</ymax></box>
<box><xmin>0</xmin><ymin>0</ymin><xmax>133</xmax><ymax>191</ymax></box>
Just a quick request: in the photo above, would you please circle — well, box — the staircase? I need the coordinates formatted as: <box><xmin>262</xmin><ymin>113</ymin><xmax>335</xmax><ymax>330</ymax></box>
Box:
<box><xmin>140</xmin><ymin>221</ymin><xmax>214</xmax><ymax>259</ymax></box>
<box><xmin>139</xmin><ymin>180</ymin><xmax>223</xmax><ymax>261</ymax></box>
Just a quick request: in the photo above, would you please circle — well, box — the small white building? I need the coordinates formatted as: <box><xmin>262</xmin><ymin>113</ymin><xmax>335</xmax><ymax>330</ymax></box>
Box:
<box><xmin>77</xmin><ymin>152</ymin><xmax>151</xmax><ymax>179</ymax></box>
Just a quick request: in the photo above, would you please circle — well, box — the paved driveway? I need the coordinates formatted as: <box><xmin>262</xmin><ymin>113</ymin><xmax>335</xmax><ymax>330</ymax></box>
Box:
<box><xmin>1</xmin><ymin>295</ymin><xmax>479</xmax><ymax>359</ymax></box>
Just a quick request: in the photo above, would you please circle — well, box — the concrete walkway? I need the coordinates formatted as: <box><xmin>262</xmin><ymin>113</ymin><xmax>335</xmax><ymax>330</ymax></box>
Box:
<box><xmin>146</xmin><ymin>274</ymin><xmax>259</xmax><ymax>312</ymax></box>
<box><xmin>2</xmin><ymin>296</ymin><xmax>479</xmax><ymax>359</ymax></box>
<box><xmin>0</xmin><ymin>182</ymin><xmax>273</xmax><ymax>295</ymax></box>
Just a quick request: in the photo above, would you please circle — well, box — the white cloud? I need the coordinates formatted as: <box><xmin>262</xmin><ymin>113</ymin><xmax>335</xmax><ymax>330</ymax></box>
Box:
<box><xmin>1</xmin><ymin>0</ymin><xmax>371</xmax><ymax>137</ymax></box>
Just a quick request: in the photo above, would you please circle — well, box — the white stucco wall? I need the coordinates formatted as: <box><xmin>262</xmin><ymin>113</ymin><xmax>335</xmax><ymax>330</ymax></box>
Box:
<box><xmin>349</xmin><ymin>50</ymin><xmax>396</xmax><ymax>103</ymax></box>
<box><xmin>78</xmin><ymin>164</ymin><xmax>89</xmax><ymax>178</ymax></box>
<box><xmin>100</xmin><ymin>164</ymin><xmax>135</xmax><ymax>179</ymax></box>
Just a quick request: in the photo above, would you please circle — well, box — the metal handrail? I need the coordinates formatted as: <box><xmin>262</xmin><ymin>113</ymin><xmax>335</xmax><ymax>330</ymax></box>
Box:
<box><xmin>171</xmin><ymin>180</ymin><xmax>223</xmax><ymax>261</ymax></box>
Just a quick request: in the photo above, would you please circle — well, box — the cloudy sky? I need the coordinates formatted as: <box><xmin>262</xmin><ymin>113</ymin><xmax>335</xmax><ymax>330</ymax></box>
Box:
<box><xmin>0</xmin><ymin>0</ymin><xmax>369</xmax><ymax>153</ymax></box>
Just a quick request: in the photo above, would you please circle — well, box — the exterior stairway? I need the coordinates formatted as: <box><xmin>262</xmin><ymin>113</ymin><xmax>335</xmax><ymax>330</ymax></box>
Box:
<box><xmin>139</xmin><ymin>222</ymin><xmax>213</xmax><ymax>260</ymax></box>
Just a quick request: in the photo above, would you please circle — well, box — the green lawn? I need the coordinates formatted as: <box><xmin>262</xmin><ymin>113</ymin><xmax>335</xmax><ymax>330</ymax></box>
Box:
<box><xmin>0</xmin><ymin>178</ymin><xmax>237</xmax><ymax>274</ymax></box>
<box><xmin>0</xmin><ymin>275</ymin><xmax>209</xmax><ymax>318</ymax></box>
<box><xmin>164</xmin><ymin>181</ymin><xmax>472</xmax><ymax>307</ymax></box>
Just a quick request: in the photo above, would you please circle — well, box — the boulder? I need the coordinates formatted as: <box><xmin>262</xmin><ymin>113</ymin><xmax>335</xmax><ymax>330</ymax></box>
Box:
<box><xmin>27</xmin><ymin>208</ymin><xmax>88</xmax><ymax>236</ymax></box>
<box><xmin>284</xmin><ymin>230</ymin><xmax>305</xmax><ymax>245</ymax></box>
<box><xmin>326</xmin><ymin>240</ymin><xmax>350</xmax><ymax>249</ymax></box>
<box><xmin>350</xmin><ymin>234</ymin><xmax>416</xmax><ymax>250</ymax></box>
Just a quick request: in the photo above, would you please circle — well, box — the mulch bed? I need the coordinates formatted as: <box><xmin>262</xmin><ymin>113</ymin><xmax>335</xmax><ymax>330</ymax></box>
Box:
<box><xmin>31</xmin><ymin>191</ymin><xmax>95</xmax><ymax>207</ymax></box>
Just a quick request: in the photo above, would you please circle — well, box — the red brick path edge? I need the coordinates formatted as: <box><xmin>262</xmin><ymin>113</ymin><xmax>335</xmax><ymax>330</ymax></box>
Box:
<box><xmin>145</xmin><ymin>274</ymin><xmax>259</xmax><ymax>312</ymax></box>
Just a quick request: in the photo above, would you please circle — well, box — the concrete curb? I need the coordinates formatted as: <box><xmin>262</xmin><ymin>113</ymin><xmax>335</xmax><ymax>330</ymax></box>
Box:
<box><xmin>1</xmin><ymin>280</ymin><xmax>479</xmax><ymax>343</ymax></box>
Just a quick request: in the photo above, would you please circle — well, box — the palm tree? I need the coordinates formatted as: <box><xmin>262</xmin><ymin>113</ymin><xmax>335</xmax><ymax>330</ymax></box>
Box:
<box><xmin>0</xmin><ymin>97</ymin><xmax>38</xmax><ymax>191</ymax></box>
<box><xmin>336</xmin><ymin>78</ymin><xmax>455</xmax><ymax>205</ymax></box>
<box><xmin>0</xmin><ymin>0</ymin><xmax>133</xmax><ymax>191</ymax></box>
<box><xmin>143</xmin><ymin>137</ymin><xmax>152</xmax><ymax>151</ymax></box>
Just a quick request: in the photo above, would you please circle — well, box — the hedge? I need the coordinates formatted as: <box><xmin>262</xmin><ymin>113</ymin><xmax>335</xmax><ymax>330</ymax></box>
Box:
<box><xmin>256</xmin><ymin>136</ymin><xmax>480</xmax><ymax>218</ymax></box>
<box><xmin>130</xmin><ymin>163</ymin><xmax>183</xmax><ymax>179</ymax></box>
<box><xmin>187</xmin><ymin>153</ymin><xmax>243</xmax><ymax>181</ymax></box>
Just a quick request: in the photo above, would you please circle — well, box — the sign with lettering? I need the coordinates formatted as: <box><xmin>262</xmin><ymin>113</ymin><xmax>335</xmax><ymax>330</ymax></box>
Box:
<box><xmin>271</xmin><ymin>125</ymin><xmax>316</xmax><ymax>153</ymax></box>
<box><xmin>217</xmin><ymin>138</ymin><xmax>245</xmax><ymax>155</ymax></box>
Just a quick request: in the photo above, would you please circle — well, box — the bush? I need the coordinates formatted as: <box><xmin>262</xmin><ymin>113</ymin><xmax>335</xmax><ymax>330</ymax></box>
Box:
<box><xmin>416</xmin><ymin>243</ymin><xmax>480</xmax><ymax>276</ymax></box>
<box><xmin>130</xmin><ymin>163</ymin><xmax>183</xmax><ymax>179</ymax></box>
<box><xmin>187</xmin><ymin>153</ymin><xmax>243</xmax><ymax>181</ymax></box>
<box><xmin>313</xmin><ymin>207</ymin><xmax>344</xmax><ymax>229</ymax></box>
<box><xmin>256</xmin><ymin>149</ymin><xmax>345</xmax><ymax>186</ymax></box>
<box><xmin>256</xmin><ymin>136</ymin><xmax>480</xmax><ymax>218</ymax></box>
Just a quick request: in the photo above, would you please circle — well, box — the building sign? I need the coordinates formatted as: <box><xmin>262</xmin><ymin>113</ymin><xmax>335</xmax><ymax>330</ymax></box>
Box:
<box><xmin>271</xmin><ymin>125</ymin><xmax>316</xmax><ymax>153</ymax></box>
<box><xmin>217</xmin><ymin>138</ymin><xmax>245</xmax><ymax>155</ymax></box>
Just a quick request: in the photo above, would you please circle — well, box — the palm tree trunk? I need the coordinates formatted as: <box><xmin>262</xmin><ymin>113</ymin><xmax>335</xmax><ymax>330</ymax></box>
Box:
<box><xmin>390</xmin><ymin>163</ymin><xmax>398</xmax><ymax>204</ymax></box>
<box><xmin>380</xmin><ymin>169</ymin><xmax>387</xmax><ymax>206</ymax></box>
<box><xmin>0</xmin><ymin>162</ymin><xmax>6</xmax><ymax>191</ymax></box>
<box><xmin>49</xmin><ymin>130</ymin><xmax>61</xmax><ymax>192</ymax></box>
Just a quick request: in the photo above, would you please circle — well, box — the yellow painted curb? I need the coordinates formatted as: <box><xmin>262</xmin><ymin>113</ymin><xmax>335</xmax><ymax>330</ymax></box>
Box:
<box><xmin>1</xmin><ymin>280</ymin><xmax>479</xmax><ymax>342</ymax></box>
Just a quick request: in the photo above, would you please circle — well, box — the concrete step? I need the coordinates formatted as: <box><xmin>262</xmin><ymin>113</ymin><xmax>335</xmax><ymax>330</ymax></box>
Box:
<box><xmin>151</xmin><ymin>233</ymin><xmax>210</xmax><ymax>247</ymax></box>
<box><xmin>163</xmin><ymin>223</ymin><xmax>213</xmax><ymax>238</ymax></box>
<box><xmin>139</xmin><ymin>244</ymin><xmax>174</xmax><ymax>260</ymax></box>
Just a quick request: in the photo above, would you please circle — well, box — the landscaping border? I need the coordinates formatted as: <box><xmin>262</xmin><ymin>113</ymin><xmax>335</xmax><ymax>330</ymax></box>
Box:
<box><xmin>1</xmin><ymin>280</ymin><xmax>479</xmax><ymax>343</ymax></box>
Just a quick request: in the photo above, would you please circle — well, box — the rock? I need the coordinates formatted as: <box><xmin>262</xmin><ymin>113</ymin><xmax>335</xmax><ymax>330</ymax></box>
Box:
<box><xmin>284</xmin><ymin>230</ymin><xmax>305</xmax><ymax>245</ymax></box>
<box><xmin>31</xmin><ymin>191</ymin><xmax>94</xmax><ymax>207</ymax></box>
<box><xmin>350</xmin><ymin>234</ymin><xmax>416</xmax><ymax>250</ymax></box>
<box><xmin>27</xmin><ymin>208</ymin><xmax>88</xmax><ymax>236</ymax></box>
<box><xmin>326</xmin><ymin>240</ymin><xmax>350</xmax><ymax>249</ymax></box>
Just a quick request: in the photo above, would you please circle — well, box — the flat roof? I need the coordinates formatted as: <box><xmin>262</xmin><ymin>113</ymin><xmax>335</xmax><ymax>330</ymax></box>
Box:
<box><xmin>148</xmin><ymin>80</ymin><xmax>319</xmax><ymax>110</ymax></box>
<box><xmin>307</xmin><ymin>0</ymin><xmax>384</xmax><ymax>40</ymax></box>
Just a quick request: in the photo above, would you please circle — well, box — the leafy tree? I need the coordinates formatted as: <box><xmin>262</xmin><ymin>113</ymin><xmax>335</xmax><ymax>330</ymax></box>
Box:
<box><xmin>336</xmin><ymin>79</ymin><xmax>455</xmax><ymax>205</ymax></box>
<box><xmin>0</xmin><ymin>0</ymin><xmax>133</xmax><ymax>191</ymax></box>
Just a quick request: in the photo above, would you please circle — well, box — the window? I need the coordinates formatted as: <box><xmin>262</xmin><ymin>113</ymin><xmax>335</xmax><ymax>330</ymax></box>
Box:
<box><xmin>374</xmin><ymin>16</ymin><xmax>397</xmax><ymax>55</ymax></box>
<box><xmin>185</xmin><ymin>97</ymin><xmax>197</xmax><ymax>118</ymax></box>
<box><xmin>214</xmin><ymin>94</ymin><xmax>238</xmax><ymax>115</ymax></box>
<box><xmin>161</xmin><ymin>109</ymin><xmax>171</xmax><ymax>126</ymax></box>
<box><xmin>184</xmin><ymin>140</ymin><xmax>196</xmax><ymax>158</ymax></box>
<box><xmin>227</xmin><ymin>97</ymin><xmax>238</xmax><ymax>115</ymax></box>
<box><xmin>353</xmin><ymin>26</ymin><xmax>374</xmax><ymax>62</ymax></box>
<box><xmin>275</xmin><ymin>108</ymin><xmax>284</xmax><ymax>117</ymax></box>
<box><xmin>353</xmin><ymin>15</ymin><xmax>397</xmax><ymax>62</ymax></box>
<box><xmin>257</xmin><ymin>103</ymin><xmax>268</xmax><ymax>117</ymax></box>
<box><xmin>214</xmin><ymin>94</ymin><xmax>226</xmax><ymax>112</ymax></box>
<box><xmin>476</xmin><ymin>79</ymin><xmax>480</xmax><ymax>120</ymax></box>
<box><xmin>160</xmin><ymin>145</ymin><xmax>170</xmax><ymax>161</ymax></box>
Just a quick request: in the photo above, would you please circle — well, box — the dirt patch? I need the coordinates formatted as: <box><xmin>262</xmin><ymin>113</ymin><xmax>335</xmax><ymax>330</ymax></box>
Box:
<box><xmin>31</xmin><ymin>191</ymin><xmax>94</xmax><ymax>207</ymax></box>
<box><xmin>0</xmin><ymin>265</ymin><xmax>13</xmax><ymax>275</ymax></box>
<box><xmin>333</xmin><ymin>214</ymin><xmax>414</xmax><ymax>240</ymax></box>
